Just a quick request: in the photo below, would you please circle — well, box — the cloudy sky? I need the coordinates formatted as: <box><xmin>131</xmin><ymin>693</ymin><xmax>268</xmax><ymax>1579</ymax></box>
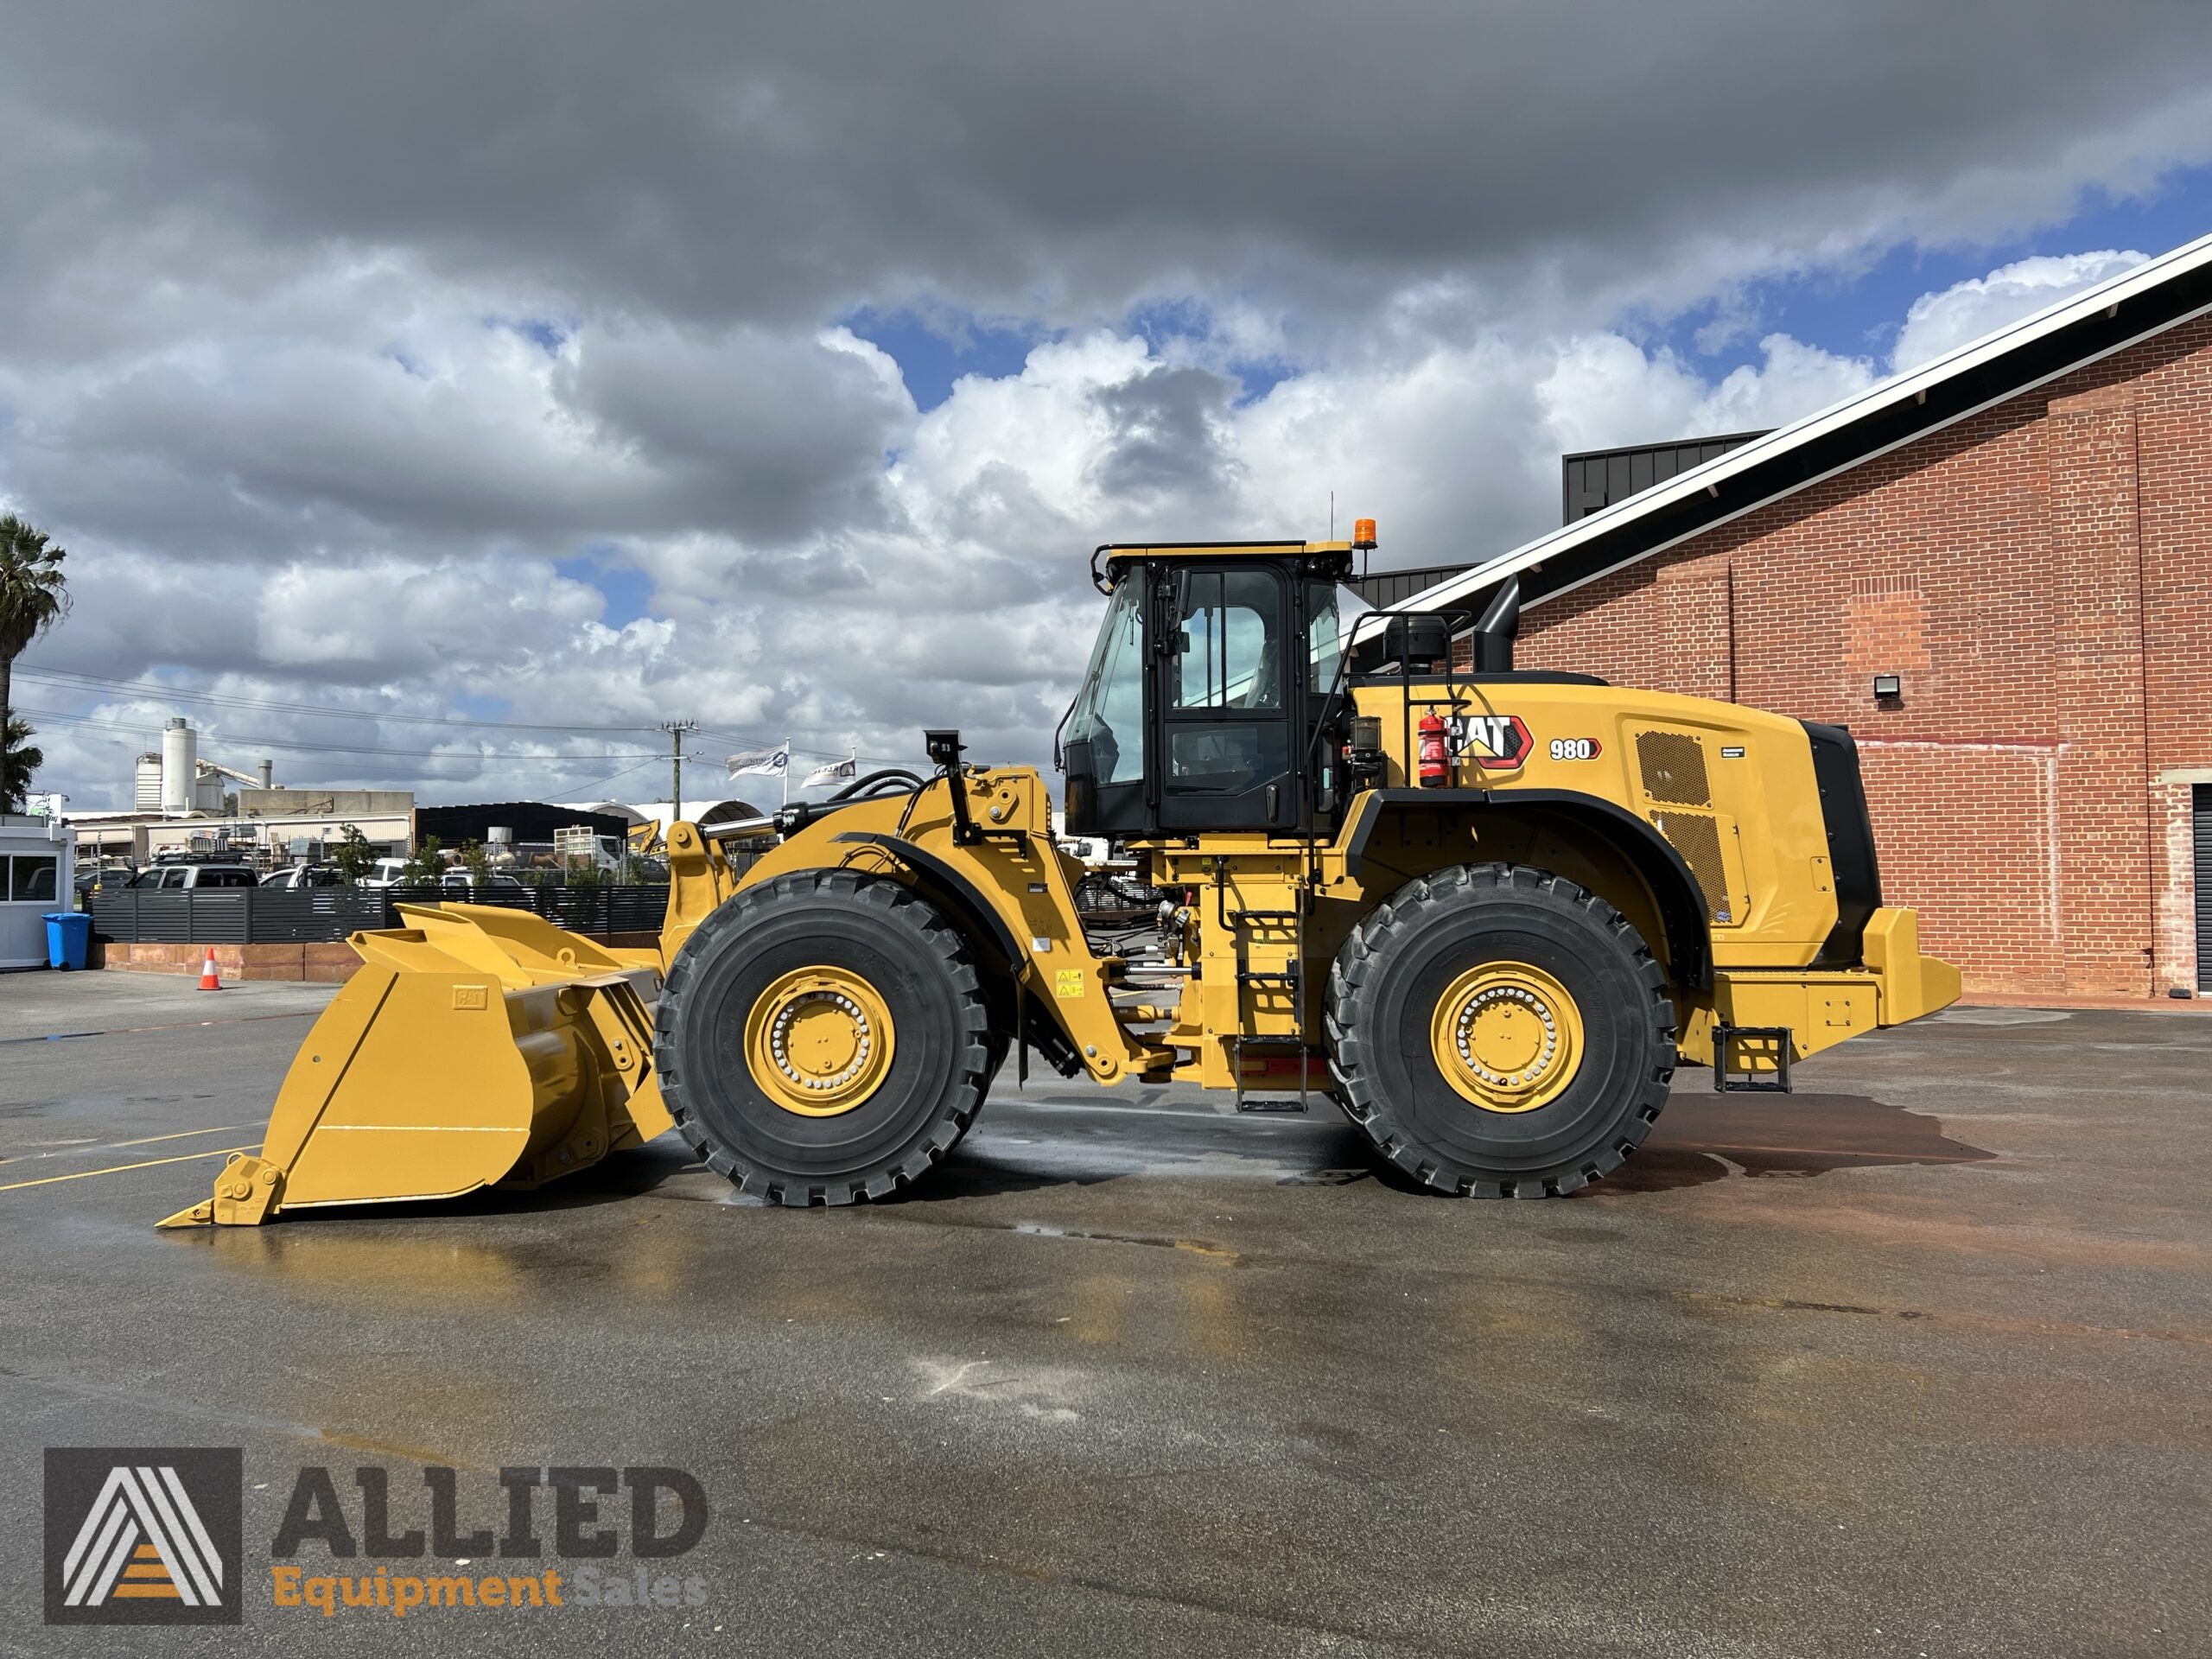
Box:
<box><xmin>6</xmin><ymin>1</ymin><xmax>2212</xmax><ymax>810</ymax></box>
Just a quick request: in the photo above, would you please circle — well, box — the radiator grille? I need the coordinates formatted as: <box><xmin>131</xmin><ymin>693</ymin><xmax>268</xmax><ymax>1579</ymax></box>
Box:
<box><xmin>1653</xmin><ymin>810</ymin><xmax>1733</xmax><ymax>925</ymax></box>
<box><xmin>1637</xmin><ymin>730</ymin><xmax>1711</xmax><ymax>805</ymax></box>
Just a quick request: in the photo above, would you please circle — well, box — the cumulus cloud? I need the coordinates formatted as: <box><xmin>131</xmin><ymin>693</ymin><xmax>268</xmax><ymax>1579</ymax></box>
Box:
<box><xmin>1889</xmin><ymin>250</ymin><xmax>2150</xmax><ymax>371</ymax></box>
<box><xmin>9</xmin><ymin>265</ymin><xmax>1891</xmax><ymax>803</ymax></box>
<box><xmin>3</xmin><ymin>3</ymin><xmax>2210</xmax><ymax>807</ymax></box>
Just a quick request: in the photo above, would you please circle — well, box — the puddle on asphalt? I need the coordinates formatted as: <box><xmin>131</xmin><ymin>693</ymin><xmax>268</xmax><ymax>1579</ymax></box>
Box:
<box><xmin>150</xmin><ymin>1086</ymin><xmax>1994</xmax><ymax>1253</ymax></box>
<box><xmin>1594</xmin><ymin>1092</ymin><xmax>1997</xmax><ymax>1195</ymax></box>
<box><xmin>1010</xmin><ymin>1220</ymin><xmax>1243</xmax><ymax>1263</ymax></box>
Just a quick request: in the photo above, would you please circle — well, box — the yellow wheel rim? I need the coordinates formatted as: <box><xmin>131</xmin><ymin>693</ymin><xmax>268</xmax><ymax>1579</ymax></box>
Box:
<box><xmin>1429</xmin><ymin>962</ymin><xmax>1584</xmax><ymax>1114</ymax></box>
<box><xmin>745</xmin><ymin>967</ymin><xmax>897</xmax><ymax>1117</ymax></box>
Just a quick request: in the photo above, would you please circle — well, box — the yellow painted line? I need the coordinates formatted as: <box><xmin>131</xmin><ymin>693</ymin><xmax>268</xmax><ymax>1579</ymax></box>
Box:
<box><xmin>109</xmin><ymin>1126</ymin><xmax>242</xmax><ymax>1151</ymax></box>
<box><xmin>0</xmin><ymin>1126</ymin><xmax>240</xmax><ymax>1169</ymax></box>
<box><xmin>0</xmin><ymin>1009</ymin><xmax>318</xmax><ymax>1046</ymax></box>
<box><xmin>0</xmin><ymin>1145</ymin><xmax>257</xmax><ymax>1193</ymax></box>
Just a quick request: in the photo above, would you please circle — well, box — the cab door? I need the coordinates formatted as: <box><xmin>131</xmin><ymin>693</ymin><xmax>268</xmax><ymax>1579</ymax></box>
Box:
<box><xmin>1154</xmin><ymin>563</ymin><xmax>1297</xmax><ymax>832</ymax></box>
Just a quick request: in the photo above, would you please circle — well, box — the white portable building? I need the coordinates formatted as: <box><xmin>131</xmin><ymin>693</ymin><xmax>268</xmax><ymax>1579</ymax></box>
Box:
<box><xmin>0</xmin><ymin>813</ymin><xmax>75</xmax><ymax>969</ymax></box>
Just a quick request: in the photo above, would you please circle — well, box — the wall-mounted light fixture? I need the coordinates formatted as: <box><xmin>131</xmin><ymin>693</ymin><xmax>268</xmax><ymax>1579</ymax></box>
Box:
<box><xmin>1872</xmin><ymin>673</ymin><xmax>1903</xmax><ymax>704</ymax></box>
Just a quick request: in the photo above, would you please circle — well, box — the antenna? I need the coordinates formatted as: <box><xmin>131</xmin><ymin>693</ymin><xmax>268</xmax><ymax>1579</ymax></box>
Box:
<box><xmin>1329</xmin><ymin>490</ymin><xmax>1335</xmax><ymax>541</ymax></box>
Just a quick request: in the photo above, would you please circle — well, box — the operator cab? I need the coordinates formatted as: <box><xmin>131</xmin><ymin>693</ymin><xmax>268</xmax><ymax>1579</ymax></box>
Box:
<box><xmin>1060</xmin><ymin>535</ymin><xmax>1371</xmax><ymax>839</ymax></box>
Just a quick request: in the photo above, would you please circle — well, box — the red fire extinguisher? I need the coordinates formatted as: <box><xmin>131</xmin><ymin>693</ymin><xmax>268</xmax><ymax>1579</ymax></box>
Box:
<box><xmin>1417</xmin><ymin>712</ymin><xmax>1449</xmax><ymax>787</ymax></box>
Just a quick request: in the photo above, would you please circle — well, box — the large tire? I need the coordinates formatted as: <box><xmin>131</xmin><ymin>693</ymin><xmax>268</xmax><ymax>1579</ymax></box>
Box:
<box><xmin>654</xmin><ymin>869</ymin><xmax>991</xmax><ymax>1205</ymax></box>
<box><xmin>1326</xmin><ymin>862</ymin><xmax>1675</xmax><ymax>1197</ymax></box>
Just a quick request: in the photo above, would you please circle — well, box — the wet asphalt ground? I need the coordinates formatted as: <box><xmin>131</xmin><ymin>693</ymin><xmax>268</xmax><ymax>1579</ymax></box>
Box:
<box><xmin>2</xmin><ymin>970</ymin><xmax>2208</xmax><ymax>1657</ymax></box>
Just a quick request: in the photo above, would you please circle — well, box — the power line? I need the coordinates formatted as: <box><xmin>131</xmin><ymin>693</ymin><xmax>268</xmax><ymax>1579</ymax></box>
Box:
<box><xmin>16</xmin><ymin>665</ymin><xmax>654</xmax><ymax>734</ymax></box>
<box><xmin>19</xmin><ymin>664</ymin><xmax>897</xmax><ymax>767</ymax></box>
<box><xmin>15</xmin><ymin>706</ymin><xmax>663</xmax><ymax>763</ymax></box>
<box><xmin>561</xmin><ymin>753</ymin><xmax>671</xmax><ymax>800</ymax></box>
<box><xmin>693</xmin><ymin>728</ymin><xmax>916</xmax><ymax>771</ymax></box>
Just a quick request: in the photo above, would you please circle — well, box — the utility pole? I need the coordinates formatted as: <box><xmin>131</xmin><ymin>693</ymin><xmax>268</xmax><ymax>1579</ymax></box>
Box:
<box><xmin>659</xmin><ymin>720</ymin><xmax>697</xmax><ymax>824</ymax></box>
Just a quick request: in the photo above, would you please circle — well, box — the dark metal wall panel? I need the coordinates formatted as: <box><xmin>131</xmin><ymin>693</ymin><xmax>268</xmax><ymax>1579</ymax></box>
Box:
<box><xmin>1560</xmin><ymin>431</ymin><xmax>1770</xmax><ymax>524</ymax></box>
<box><xmin>411</xmin><ymin>803</ymin><xmax>633</xmax><ymax>847</ymax></box>
<box><xmin>1346</xmin><ymin>563</ymin><xmax>1474</xmax><ymax>607</ymax></box>
<box><xmin>2196</xmin><ymin>785</ymin><xmax>2211</xmax><ymax>992</ymax></box>
<box><xmin>90</xmin><ymin>892</ymin><xmax>250</xmax><ymax>944</ymax></box>
<box><xmin>243</xmin><ymin>890</ymin><xmax>391</xmax><ymax>944</ymax></box>
<box><xmin>91</xmin><ymin>887</ymin><xmax>674</xmax><ymax>945</ymax></box>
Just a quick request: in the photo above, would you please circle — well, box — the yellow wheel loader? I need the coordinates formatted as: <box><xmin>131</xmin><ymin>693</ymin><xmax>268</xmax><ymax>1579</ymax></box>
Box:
<box><xmin>162</xmin><ymin>526</ymin><xmax>1960</xmax><ymax>1226</ymax></box>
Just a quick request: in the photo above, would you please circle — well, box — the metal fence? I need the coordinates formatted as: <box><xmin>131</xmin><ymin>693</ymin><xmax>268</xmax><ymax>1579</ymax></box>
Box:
<box><xmin>90</xmin><ymin>885</ymin><xmax>677</xmax><ymax>945</ymax></box>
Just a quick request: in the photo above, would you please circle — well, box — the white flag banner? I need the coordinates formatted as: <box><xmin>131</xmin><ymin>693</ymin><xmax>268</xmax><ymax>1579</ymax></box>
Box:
<box><xmin>726</xmin><ymin>746</ymin><xmax>790</xmax><ymax>779</ymax></box>
<box><xmin>804</xmin><ymin>755</ymin><xmax>857</xmax><ymax>788</ymax></box>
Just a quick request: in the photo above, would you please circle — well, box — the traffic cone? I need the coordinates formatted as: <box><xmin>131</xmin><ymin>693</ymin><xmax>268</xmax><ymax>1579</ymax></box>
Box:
<box><xmin>198</xmin><ymin>949</ymin><xmax>223</xmax><ymax>991</ymax></box>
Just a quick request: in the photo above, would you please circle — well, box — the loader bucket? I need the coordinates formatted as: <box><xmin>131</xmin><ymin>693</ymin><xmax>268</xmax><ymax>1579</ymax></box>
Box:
<box><xmin>158</xmin><ymin>904</ymin><xmax>672</xmax><ymax>1228</ymax></box>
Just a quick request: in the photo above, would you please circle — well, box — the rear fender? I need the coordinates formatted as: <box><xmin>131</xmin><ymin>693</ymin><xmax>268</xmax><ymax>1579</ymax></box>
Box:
<box><xmin>1339</xmin><ymin>787</ymin><xmax>1713</xmax><ymax>990</ymax></box>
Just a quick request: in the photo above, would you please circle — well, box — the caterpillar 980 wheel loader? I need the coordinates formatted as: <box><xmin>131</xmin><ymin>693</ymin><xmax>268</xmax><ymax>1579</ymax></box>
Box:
<box><xmin>162</xmin><ymin>524</ymin><xmax>1959</xmax><ymax>1225</ymax></box>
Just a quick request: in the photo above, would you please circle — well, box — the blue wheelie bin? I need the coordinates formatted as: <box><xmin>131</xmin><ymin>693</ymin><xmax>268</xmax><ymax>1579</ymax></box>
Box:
<box><xmin>43</xmin><ymin>912</ymin><xmax>92</xmax><ymax>970</ymax></box>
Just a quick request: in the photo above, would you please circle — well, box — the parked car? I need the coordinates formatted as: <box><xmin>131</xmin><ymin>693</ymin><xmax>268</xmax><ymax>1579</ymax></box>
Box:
<box><xmin>74</xmin><ymin>863</ymin><xmax>136</xmax><ymax>899</ymax></box>
<box><xmin>439</xmin><ymin>869</ymin><xmax>530</xmax><ymax>893</ymax></box>
<box><xmin>261</xmin><ymin>865</ymin><xmax>351</xmax><ymax>890</ymax></box>
<box><xmin>359</xmin><ymin>859</ymin><xmax>530</xmax><ymax>892</ymax></box>
<box><xmin>125</xmin><ymin>863</ymin><xmax>260</xmax><ymax>890</ymax></box>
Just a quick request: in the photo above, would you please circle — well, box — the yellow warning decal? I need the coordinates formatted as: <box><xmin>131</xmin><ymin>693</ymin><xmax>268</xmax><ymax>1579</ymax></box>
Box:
<box><xmin>1053</xmin><ymin>969</ymin><xmax>1085</xmax><ymax>999</ymax></box>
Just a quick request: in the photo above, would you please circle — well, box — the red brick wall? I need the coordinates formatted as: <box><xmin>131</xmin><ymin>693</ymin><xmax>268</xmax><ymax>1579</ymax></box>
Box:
<box><xmin>1516</xmin><ymin>315</ymin><xmax>2212</xmax><ymax>997</ymax></box>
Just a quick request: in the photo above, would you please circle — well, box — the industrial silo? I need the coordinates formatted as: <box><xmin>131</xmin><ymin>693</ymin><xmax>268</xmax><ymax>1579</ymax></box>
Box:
<box><xmin>161</xmin><ymin>718</ymin><xmax>197</xmax><ymax>817</ymax></box>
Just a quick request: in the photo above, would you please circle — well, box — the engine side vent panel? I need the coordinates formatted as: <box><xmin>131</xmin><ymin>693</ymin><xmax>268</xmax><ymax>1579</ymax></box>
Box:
<box><xmin>1652</xmin><ymin>810</ymin><xmax>1732</xmax><ymax>925</ymax></box>
<box><xmin>1637</xmin><ymin>731</ymin><xmax>1711</xmax><ymax>806</ymax></box>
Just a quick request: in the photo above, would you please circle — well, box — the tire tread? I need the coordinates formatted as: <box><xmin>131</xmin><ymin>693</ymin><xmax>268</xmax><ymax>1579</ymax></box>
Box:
<box><xmin>1326</xmin><ymin>861</ymin><xmax>1678</xmax><ymax>1198</ymax></box>
<box><xmin>654</xmin><ymin>869</ymin><xmax>990</xmax><ymax>1207</ymax></box>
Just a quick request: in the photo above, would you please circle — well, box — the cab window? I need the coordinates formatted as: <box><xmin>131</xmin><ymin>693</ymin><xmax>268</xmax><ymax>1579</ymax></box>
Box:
<box><xmin>1171</xmin><ymin>569</ymin><xmax>1281</xmax><ymax>712</ymax></box>
<box><xmin>1065</xmin><ymin>575</ymin><xmax>1146</xmax><ymax>786</ymax></box>
<box><xmin>1306</xmin><ymin>580</ymin><xmax>1370</xmax><ymax>695</ymax></box>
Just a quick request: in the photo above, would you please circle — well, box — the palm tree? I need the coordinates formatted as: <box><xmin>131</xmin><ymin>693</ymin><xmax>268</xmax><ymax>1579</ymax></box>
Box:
<box><xmin>0</xmin><ymin>514</ymin><xmax>69</xmax><ymax>811</ymax></box>
<box><xmin>2</xmin><ymin>715</ymin><xmax>41</xmax><ymax>809</ymax></box>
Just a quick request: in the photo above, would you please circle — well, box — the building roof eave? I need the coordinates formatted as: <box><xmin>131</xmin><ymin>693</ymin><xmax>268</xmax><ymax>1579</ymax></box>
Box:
<box><xmin>1403</xmin><ymin>228</ymin><xmax>2212</xmax><ymax>617</ymax></box>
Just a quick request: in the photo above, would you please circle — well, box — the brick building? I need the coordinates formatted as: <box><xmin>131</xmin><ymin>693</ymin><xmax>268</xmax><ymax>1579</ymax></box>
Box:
<box><xmin>1420</xmin><ymin>232</ymin><xmax>2212</xmax><ymax>1000</ymax></box>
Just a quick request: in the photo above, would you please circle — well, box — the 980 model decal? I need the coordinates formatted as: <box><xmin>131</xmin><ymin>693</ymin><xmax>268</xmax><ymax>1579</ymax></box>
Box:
<box><xmin>1440</xmin><ymin>716</ymin><xmax>1601</xmax><ymax>769</ymax></box>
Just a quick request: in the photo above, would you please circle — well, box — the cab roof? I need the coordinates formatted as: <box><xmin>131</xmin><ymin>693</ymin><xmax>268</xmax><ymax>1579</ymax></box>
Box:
<box><xmin>1090</xmin><ymin>539</ymin><xmax>1358</xmax><ymax>592</ymax></box>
